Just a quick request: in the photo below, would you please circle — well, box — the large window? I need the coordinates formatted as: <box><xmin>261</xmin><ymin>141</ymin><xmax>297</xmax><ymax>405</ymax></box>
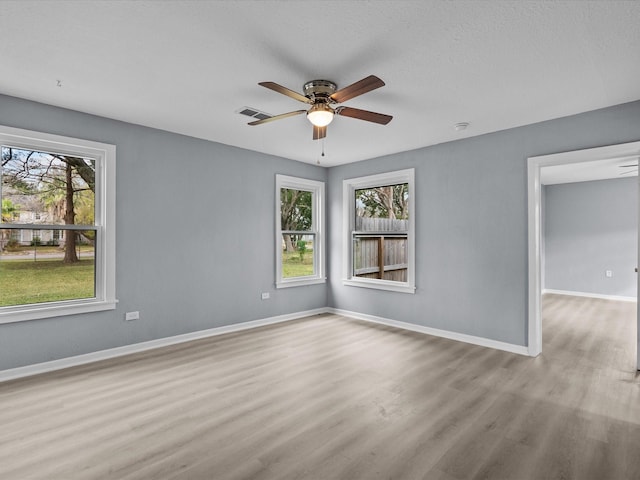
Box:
<box><xmin>276</xmin><ymin>175</ymin><xmax>324</xmax><ymax>288</ymax></box>
<box><xmin>0</xmin><ymin>126</ymin><xmax>116</xmax><ymax>323</ymax></box>
<box><xmin>343</xmin><ymin>169</ymin><xmax>415</xmax><ymax>293</ymax></box>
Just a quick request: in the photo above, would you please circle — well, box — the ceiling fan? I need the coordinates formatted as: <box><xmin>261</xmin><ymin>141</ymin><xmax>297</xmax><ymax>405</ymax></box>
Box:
<box><xmin>247</xmin><ymin>75</ymin><xmax>392</xmax><ymax>140</ymax></box>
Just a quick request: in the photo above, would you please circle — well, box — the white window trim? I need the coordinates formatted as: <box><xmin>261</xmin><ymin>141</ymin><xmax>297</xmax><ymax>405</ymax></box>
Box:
<box><xmin>0</xmin><ymin>125</ymin><xmax>117</xmax><ymax>323</ymax></box>
<box><xmin>343</xmin><ymin>168</ymin><xmax>415</xmax><ymax>294</ymax></box>
<box><xmin>275</xmin><ymin>174</ymin><xmax>325</xmax><ymax>288</ymax></box>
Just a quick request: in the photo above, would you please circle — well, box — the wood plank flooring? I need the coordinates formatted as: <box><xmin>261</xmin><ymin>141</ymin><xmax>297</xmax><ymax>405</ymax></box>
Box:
<box><xmin>0</xmin><ymin>294</ymin><xmax>639</xmax><ymax>479</ymax></box>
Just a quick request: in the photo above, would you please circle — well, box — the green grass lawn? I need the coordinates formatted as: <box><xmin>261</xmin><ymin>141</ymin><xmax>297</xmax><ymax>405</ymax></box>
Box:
<box><xmin>0</xmin><ymin>259</ymin><xmax>95</xmax><ymax>307</ymax></box>
<box><xmin>282</xmin><ymin>250</ymin><xmax>314</xmax><ymax>278</ymax></box>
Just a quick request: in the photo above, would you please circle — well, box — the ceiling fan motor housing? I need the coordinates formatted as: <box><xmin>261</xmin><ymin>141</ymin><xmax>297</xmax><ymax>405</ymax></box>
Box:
<box><xmin>249</xmin><ymin>75</ymin><xmax>392</xmax><ymax>139</ymax></box>
<box><xmin>303</xmin><ymin>80</ymin><xmax>337</xmax><ymax>102</ymax></box>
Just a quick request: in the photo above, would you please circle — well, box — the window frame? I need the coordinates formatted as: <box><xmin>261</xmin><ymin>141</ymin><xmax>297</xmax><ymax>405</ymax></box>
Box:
<box><xmin>275</xmin><ymin>174</ymin><xmax>325</xmax><ymax>289</ymax></box>
<box><xmin>343</xmin><ymin>168</ymin><xmax>415</xmax><ymax>294</ymax></box>
<box><xmin>0</xmin><ymin>125</ymin><xmax>117</xmax><ymax>323</ymax></box>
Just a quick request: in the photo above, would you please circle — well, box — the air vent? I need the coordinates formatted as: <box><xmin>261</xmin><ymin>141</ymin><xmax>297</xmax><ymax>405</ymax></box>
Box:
<box><xmin>237</xmin><ymin>106</ymin><xmax>272</xmax><ymax>120</ymax></box>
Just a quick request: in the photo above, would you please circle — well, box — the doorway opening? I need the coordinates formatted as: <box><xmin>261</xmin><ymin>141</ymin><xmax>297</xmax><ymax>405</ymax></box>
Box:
<box><xmin>527</xmin><ymin>141</ymin><xmax>640</xmax><ymax>370</ymax></box>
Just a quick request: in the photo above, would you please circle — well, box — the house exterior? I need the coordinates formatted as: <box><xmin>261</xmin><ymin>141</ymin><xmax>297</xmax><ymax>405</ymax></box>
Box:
<box><xmin>5</xmin><ymin>211</ymin><xmax>61</xmax><ymax>247</ymax></box>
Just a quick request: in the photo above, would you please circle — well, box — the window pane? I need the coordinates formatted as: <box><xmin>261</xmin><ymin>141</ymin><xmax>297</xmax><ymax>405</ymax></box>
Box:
<box><xmin>354</xmin><ymin>183</ymin><xmax>409</xmax><ymax>283</ymax></box>
<box><xmin>353</xmin><ymin>235</ymin><xmax>408</xmax><ymax>282</ymax></box>
<box><xmin>355</xmin><ymin>183</ymin><xmax>409</xmax><ymax>230</ymax></box>
<box><xmin>276</xmin><ymin>175</ymin><xmax>324</xmax><ymax>288</ymax></box>
<box><xmin>280</xmin><ymin>188</ymin><xmax>312</xmax><ymax>231</ymax></box>
<box><xmin>1</xmin><ymin>146</ymin><xmax>95</xmax><ymax>226</ymax></box>
<box><xmin>0</xmin><ymin>229</ymin><xmax>96</xmax><ymax>307</ymax></box>
<box><xmin>281</xmin><ymin>233</ymin><xmax>315</xmax><ymax>278</ymax></box>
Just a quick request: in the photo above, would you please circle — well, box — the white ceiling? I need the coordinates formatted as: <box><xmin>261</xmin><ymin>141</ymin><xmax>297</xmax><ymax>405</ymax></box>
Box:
<box><xmin>541</xmin><ymin>156</ymin><xmax>639</xmax><ymax>185</ymax></box>
<box><xmin>1</xmin><ymin>1</ymin><xmax>639</xmax><ymax>168</ymax></box>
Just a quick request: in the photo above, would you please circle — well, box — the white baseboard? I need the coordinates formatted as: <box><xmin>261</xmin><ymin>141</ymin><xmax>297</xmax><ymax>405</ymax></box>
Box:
<box><xmin>543</xmin><ymin>289</ymin><xmax>637</xmax><ymax>303</ymax></box>
<box><xmin>327</xmin><ymin>308</ymin><xmax>530</xmax><ymax>356</ymax></box>
<box><xmin>1</xmin><ymin>306</ymin><xmax>534</xmax><ymax>383</ymax></box>
<box><xmin>0</xmin><ymin>308</ymin><xmax>326</xmax><ymax>383</ymax></box>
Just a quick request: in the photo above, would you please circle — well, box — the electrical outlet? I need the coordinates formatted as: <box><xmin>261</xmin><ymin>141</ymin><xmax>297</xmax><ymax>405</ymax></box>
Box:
<box><xmin>125</xmin><ymin>311</ymin><xmax>140</xmax><ymax>321</ymax></box>
<box><xmin>261</xmin><ymin>292</ymin><xmax>270</xmax><ymax>300</ymax></box>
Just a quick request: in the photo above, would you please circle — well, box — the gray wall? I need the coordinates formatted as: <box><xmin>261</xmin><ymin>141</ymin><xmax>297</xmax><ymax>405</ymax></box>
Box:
<box><xmin>544</xmin><ymin>177</ymin><xmax>637</xmax><ymax>298</ymax></box>
<box><xmin>327</xmin><ymin>101</ymin><xmax>640</xmax><ymax>346</ymax></box>
<box><xmin>0</xmin><ymin>94</ymin><xmax>327</xmax><ymax>370</ymax></box>
<box><xmin>1</xmin><ymin>93</ymin><xmax>640</xmax><ymax>370</ymax></box>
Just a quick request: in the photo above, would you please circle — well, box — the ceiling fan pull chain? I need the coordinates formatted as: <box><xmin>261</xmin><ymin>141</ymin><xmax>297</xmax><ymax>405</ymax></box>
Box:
<box><xmin>317</xmin><ymin>139</ymin><xmax>326</xmax><ymax>165</ymax></box>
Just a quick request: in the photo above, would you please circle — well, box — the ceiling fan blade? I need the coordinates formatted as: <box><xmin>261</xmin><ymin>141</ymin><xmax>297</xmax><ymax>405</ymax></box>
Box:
<box><xmin>248</xmin><ymin>110</ymin><xmax>306</xmax><ymax>126</ymax></box>
<box><xmin>258</xmin><ymin>82</ymin><xmax>312</xmax><ymax>104</ymax></box>
<box><xmin>336</xmin><ymin>106</ymin><xmax>393</xmax><ymax>125</ymax></box>
<box><xmin>330</xmin><ymin>75</ymin><xmax>385</xmax><ymax>103</ymax></box>
<box><xmin>313</xmin><ymin>125</ymin><xmax>327</xmax><ymax>140</ymax></box>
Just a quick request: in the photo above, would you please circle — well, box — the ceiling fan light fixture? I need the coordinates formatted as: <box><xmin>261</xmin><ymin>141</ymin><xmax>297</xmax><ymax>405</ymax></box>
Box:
<box><xmin>250</xmin><ymin>76</ymin><xmax>391</xmax><ymax>139</ymax></box>
<box><xmin>307</xmin><ymin>103</ymin><xmax>334</xmax><ymax>127</ymax></box>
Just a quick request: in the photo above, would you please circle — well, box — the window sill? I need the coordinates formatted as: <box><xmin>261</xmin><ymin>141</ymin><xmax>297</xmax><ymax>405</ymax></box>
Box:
<box><xmin>276</xmin><ymin>277</ymin><xmax>326</xmax><ymax>289</ymax></box>
<box><xmin>343</xmin><ymin>278</ymin><xmax>416</xmax><ymax>294</ymax></box>
<box><xmin>0</xmin><ymin>299</ymin><xmax>118</xmax><ymax>324</ymax></box>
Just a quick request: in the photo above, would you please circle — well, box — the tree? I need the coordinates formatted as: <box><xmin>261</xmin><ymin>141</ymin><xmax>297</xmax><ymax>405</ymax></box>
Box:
<box><xmin>356</xmin><ymin>184</ymin><xmax>409</xmax><ymax>220</ymax></box>
<box><xmin>1</xmin><ymin>147</ymin><xmax>95</xmax><ymax>263</ymax></box>
<box><xmin>296</xmin><ymin>238</ymin><xmax>307</xmax><ymax>261</ymax></box>
<box><xmin>1</xmin><ymin>198</ymin><xmax>18</xmax><ymax>222</ymax></box>
<box><xmin>280</xmin><ymin>188</ymin><xmax>312</xmax><ymax>252</ymax></box>
<box><xmin>0</xmin><ymin>198</ymin><xmax>19</xmax><ymax>251</ymax></box>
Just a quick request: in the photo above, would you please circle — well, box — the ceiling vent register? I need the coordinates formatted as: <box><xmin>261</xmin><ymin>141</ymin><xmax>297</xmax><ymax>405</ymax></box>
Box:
<box><xmin>237</xmin><ymin>107</ymin><xmax>272</xmax><ymax>121</ymax></box>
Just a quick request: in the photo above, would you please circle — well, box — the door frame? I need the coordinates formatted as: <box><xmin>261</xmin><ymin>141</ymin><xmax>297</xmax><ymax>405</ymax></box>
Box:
<box><xmin>527</xmin><ymin>141</ymin><xmax>640</xmax><ymax>364</ymax></box>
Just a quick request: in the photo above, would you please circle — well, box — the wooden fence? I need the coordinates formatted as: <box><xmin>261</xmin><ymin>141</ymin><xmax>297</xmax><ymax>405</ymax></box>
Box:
<box><xmin>353</xmin><ymin>216</ymin><xmax>408</xmax><ymax>282</ymax></box>
<box><xmin>355</xmin><ymin>217</ymin><xmax>408</xmax><ymax>232</ymax></box>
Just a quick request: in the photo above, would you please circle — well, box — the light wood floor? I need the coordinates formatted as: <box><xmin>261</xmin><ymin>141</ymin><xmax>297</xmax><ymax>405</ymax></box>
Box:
<box><xmin>0</xmin><ymin>295</ymin><xmax>639</xmax><ymax>479</ymax></box>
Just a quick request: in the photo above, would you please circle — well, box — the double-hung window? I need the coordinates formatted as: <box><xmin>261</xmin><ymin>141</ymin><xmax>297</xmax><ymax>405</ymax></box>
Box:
<box><xmin>275</xmin><ymin>174</ymin><xmax>325</xmax><ymax>288</ymax></box>
<box><xmin>343</xmin><ymin>168</ymin><xmax>415</xmax><ymax>293</ymax></box>
<box><xmin>0</xmin><ymin>126</ymin><xmax>116</xmax><ymax>323</ymax></box>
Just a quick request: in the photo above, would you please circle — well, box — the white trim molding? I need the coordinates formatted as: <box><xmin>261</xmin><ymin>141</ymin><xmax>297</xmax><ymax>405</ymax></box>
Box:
<box><xmin>0</xmin><ymin>125</ymin><xmax>117</xmax><ymax>324</ymax></box>
<box><xmin>528</xmin><ymin>141</ymin><xmax>640</xmax><ymax>360</ymax></box>
<box><xmin>275</xmin><ymin>174</ymin><xmax>325</xmax><ymax>289</ymax></box>
<box><xmin>1</xmin><ymin>305</ymin><xmax>539</xmax><ymax>382</ymax></box>
<box><xmin>329</xmin><ymin>308</ymin><xmax>530</xmax><ymax>356</ymax></box>
<box><xmin>0</xmin><ymin>308</ymin><xmax>326</xmax><ymax>383</ymax></box>
<box><xmin>543</xmin><ymin>289</ymin><xmax>637</xmax><ymax>303</ymax></box>
<box><xmin>342</xmin><ymin>168</ymin><xmax>416</xmax><ymax>294</ymax></box>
